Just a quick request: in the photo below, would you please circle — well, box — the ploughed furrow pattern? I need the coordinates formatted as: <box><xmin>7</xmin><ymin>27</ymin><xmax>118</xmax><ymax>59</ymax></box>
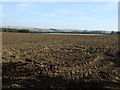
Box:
<box><xmin>2</xmin><ymin>33</ymin><xmax>120</xmax><ymax>89</ymax></box>
<box><xmin>59</xmin><ymin>55</ymin><xmax>114</xmax><ymax>80</ymax></box>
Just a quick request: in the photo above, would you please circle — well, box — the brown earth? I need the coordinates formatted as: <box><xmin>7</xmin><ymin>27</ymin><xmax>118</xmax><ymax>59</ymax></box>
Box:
<box><xmin>2</xmin><ymin>32</ymin><xmax>120</xmax><ymax>89</ymax></box>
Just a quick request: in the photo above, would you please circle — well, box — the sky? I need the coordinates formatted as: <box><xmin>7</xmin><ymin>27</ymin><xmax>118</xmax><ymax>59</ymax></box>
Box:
<box><xmin>1</xmin><ymin>2</ymin><xmax>118</xmax><ymax>30</ymax></box>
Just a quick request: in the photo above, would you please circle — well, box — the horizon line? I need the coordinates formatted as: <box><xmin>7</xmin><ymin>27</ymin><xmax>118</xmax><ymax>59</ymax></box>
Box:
<box><xmin>0</xmin><ymin>26</ymin><xmax>118</xmax><ymax>31</ymax></box>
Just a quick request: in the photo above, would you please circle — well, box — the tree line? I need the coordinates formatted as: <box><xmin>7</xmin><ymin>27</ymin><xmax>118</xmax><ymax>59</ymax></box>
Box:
<box><xmin>1</xmin><ymin>28</ymin><xmax>31</xmax><ymax>33</ymax></box>
<box><xmin>1</xmin><ymin>28</ymin><xmax>120</xmax><ymax>35</ymax></box>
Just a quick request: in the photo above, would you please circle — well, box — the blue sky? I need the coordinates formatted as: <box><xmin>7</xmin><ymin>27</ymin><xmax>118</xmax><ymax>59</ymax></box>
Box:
<box><xmin>2</xmin><ymin>2</ymin><xmax>118</xmax><ymax>30</ymax></box>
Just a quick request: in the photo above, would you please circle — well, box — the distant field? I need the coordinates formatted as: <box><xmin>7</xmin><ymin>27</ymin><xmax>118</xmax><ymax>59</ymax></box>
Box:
<box><xmin>2</xmin><ymin>32</ymin><xmax>120</xmax><ymax>89</ymax></box>
<box><xmin>46</xmin><ymin>33</ymin><xmax>104</xmax><ymax>35</ymax></box>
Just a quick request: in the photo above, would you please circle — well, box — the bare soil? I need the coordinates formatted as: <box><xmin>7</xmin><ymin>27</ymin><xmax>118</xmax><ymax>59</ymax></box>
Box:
<box><xmin>2</xmin><ymin>32</ymin><xmax>120</xmax><ymax>89</ymax></box>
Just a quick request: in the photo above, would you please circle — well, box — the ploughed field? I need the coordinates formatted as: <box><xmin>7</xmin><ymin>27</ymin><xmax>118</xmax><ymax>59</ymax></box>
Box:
<box><xmin>2</xmin><ymin>32</ymin><xmax>120</xmax><ymax>89</ymax></box>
